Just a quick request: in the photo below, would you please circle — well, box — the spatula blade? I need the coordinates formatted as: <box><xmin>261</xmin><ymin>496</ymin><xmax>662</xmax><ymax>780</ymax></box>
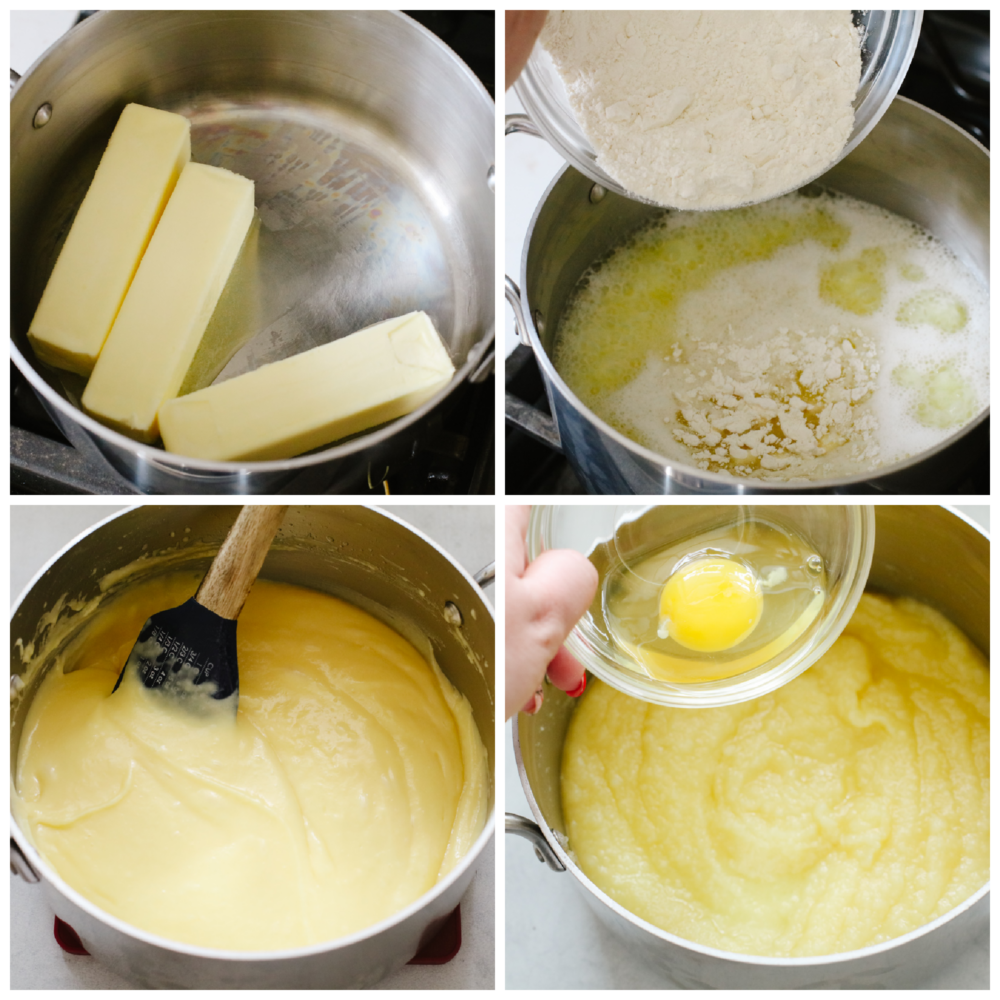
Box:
<box><xmin>112</xmin><ymin>597</ymin><xmax>239</xmax><ymax>703</ymax></box>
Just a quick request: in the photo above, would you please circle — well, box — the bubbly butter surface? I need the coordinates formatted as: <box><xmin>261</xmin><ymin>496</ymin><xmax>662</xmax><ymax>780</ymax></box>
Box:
<box><xmin>562</xmin><ymin>594</ymin><xmax>989</xmax><ymax>957</ymax></box>
<box><xmin>14</xmin><ymin>574</ymin><xmax>488</xmax><ymax>951</ymax></box>
<box><xmin>552</xmin><ymin>191</ymin><xmax>988</xmax><ymax>481</ymax></box>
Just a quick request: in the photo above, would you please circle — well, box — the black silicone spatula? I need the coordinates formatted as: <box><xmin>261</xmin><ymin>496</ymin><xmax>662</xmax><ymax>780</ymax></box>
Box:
<box><xmin>112</xmin><ymin>505</ymin><xmax>288</xmax><ymax>706</ymax></box>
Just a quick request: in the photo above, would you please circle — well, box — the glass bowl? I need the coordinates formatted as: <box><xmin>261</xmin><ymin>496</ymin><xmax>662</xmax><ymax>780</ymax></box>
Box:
<box><xmin>526</xmin><ymin>504</ymin><xmax>875</xmax><ymax>707</ymax></box>
<box><xmin>514</xmin><ymin>11</ymin><xmax>923</xmax><ymax>209</ymax></box>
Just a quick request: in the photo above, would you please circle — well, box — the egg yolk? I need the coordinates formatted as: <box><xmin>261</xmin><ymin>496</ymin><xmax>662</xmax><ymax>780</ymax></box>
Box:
<box><xmin>659</xmin><ymin>557</ymin><xmax>763</xmax><ymax>652</ymax></box>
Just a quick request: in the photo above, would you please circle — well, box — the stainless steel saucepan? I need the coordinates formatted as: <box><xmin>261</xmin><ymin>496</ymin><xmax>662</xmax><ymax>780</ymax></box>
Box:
<box><xmin>506</xmin><ymin>99</ymin><xmax>989</xmax><ymax>494</ymax></box>
<box><xmin>11</xmin><ymin>505</ymin><xmax>495</xmax><ymax>988</ymax></box>
<box><xmin>508</xmin><ymin>505</ymin><xmax>988</xmax><ymax>987</ymax></box>
<box><xmin>11</xmin><ymin>11</ymin><xmax>495</xmax><ymax>494</ymax></box>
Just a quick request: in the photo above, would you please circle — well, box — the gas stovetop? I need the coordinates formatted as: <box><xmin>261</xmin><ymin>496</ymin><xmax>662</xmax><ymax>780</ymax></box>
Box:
<box><xmin>505</xmin><ymin>10</ymin><xmax>990</xmax><ymax>495</ymax></box>
<box><xmin>11</xmin><ymin>10</ymin><xmax>495</xmax><ymax>495</ymax></box>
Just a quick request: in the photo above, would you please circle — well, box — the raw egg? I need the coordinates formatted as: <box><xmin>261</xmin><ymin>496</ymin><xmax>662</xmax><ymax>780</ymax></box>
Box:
<box><xmin>658</xmin><ymin>557</ymin><xmax>763</xmax><ymax>652</ymax></box>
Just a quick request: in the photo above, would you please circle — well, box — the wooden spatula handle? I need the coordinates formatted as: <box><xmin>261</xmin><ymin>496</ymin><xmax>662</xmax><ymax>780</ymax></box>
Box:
<box><xmin>196</xmin><ymin>506</ymin><xmax>289</xmax><ymax>620</ymax></box>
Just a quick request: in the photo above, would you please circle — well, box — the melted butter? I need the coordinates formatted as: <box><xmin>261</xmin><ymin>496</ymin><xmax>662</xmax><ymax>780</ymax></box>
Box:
<box><xmin>893</xmin><ymin>361</ymin><xmax>979</xmax><ymax>430</ymax></box>
<box><xmin>562</xmin><ymin>594</ymin><xmax>989</xmax><ymax>957</ymax></box>
<box><xmin>551</xmin><ymin>190</ymin><xmax>988</xmax><ymax>480</ymax></box>
<box><xmin>553</xmin><ymin>202</ymin><xmax>848</xmax><ymax>400</ymax></box>
<box><xmin>14</xmin><ymin>573</ymin><xmax>488</xmax><ymax>951</ymax></box>
<box><xmin>899</xmin><ymin>261</ymin><xmax>926</xmax><ymax>282</ymax></box>
<box><xmin>818</xmin><ymin>247</ymin><xmax>886</xmax><ymax>315</ymax></box>
<box><xmin>896</xmin><ymin>288</ymin><xmax>969</xmax><ymax>334</ymax></box>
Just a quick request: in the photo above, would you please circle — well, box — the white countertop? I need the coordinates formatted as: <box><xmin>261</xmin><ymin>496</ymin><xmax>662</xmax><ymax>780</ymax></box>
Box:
<box><xmin>506</xmin><ymin>505</ymin><xmax>989</xmax><ymax>988</ymax></box>
<box><xmin>10</xmin><ymin>503</ymin><xmax>495</xmax><ymax>990</ymax></box>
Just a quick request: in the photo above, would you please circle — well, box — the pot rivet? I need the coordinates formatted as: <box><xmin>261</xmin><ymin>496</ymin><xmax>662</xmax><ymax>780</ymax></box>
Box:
<box><xmin>533</xmin><ymin>310</ymin><xmax>545</xmax><ymax>335</ymax></box>
<box><xmin>33</xmin><ymin>103</ymin><xmax>52</xmax><ymax>129</ymax></box>
<box><xmin>444</xmin><ymin>601</ymin><xmax>463</xmax><ymax>627</ymax></box>
<box><xmin>487</xmin><ymin>165</ymin><xmax>495</xmax><ymax>193</ymax></box>
<box><xmin>589</xmin><ymin>183</ymin><xmax>606</xmax><ymax>204</ymax></box>
<box><xmin>534</xmin><ymin>846</ymin><xmax>547</xmax><ymax>863</ymax></box>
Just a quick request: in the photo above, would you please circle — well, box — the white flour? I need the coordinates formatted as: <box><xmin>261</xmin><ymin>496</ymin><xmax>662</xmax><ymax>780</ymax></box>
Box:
<box><xmin>540</xmin><ymin>11</ymin><xmax>861</xmax><ymax>209</ymax></box>
<box><xmin>669</xmin><ymin>325</ymin><xmax>881</xmax><ymax>474</ymax></box>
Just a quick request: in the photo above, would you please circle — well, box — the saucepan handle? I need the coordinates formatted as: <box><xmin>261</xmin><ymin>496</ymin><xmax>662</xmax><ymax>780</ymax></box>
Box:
<box><xmin>469</xmin><ymin>148</ymin><xmax>496</xmax><ymax>386</ymax></box>
<box><xmin>505</xmin><ymin>116</ymin><xmax>564</xmax><ymax>452</ymax></box>
<box><xmin>12</xmin><ymin>67</ymin><xmax>54</xmax><ymax>128</ymax></box>
<box><xmin>473</xmin><ymin>561</ymin><xmax>495</xmax><ymax>589</ymax></box>
<box><xmin>504</xmin><ymin>274</ymin><xmax>530</xmax><ymax>349</ymax></box>
<box><xmin>10</xmin><ymin>838</ymin><xmax>41</xmax><ymax>883</ymax></box>
<box><xmin>504</xmin><ymin>276</ymin><xmax>563</xmax><ymax>452</ymax></box>
<box><xmin>469</xmin><ymin>347</ymin><xmax>495</xmax><ymax>384</ymax></box>
<box><xmin>505</xmin><ymin>812</ymin><xmax>566</xmax><ymax>872</ymax></box>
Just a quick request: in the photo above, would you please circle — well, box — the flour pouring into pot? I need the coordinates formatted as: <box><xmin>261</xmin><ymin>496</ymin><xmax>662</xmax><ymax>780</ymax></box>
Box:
<box><xmin>538</xmin><ymin>11</ymin><xmax>989</xmax><ymax>484</ymax></box>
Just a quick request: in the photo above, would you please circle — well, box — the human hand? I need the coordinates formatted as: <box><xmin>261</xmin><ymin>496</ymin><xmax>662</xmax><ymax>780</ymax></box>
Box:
<box><xmin>506</xmin><ymin>11</ymin><xmax>547</xmax><ymax>91</ymax></box>
<box><xmin>505</xmin><ymin>505</ymin><xmax>598</xmax><ymax>720</ymax></box>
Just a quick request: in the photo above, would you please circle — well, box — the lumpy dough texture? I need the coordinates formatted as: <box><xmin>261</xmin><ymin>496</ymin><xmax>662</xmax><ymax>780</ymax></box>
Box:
<box><xmin>15</xmin><ymin>574</ymin><xmax>488</xmax><ymax>951</ymax></box>
<box><xmin>561</xmin><ymin>594</ymin><xmax>989</xmax><ymax>957</ymax></box>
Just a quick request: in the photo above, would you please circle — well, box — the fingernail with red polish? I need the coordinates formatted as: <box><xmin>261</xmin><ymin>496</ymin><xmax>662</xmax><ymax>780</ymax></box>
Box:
<box><xmin>567</xmin><ymin>675</ymin><xmax>587</xmax><ymax>698</ymax></box>
<box><xmin>521</xmin><ymin>689</ymin><xmax>544</xmax><ymax>715</ymax></box>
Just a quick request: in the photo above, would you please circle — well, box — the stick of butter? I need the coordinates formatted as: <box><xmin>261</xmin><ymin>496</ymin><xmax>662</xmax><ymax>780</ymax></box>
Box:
<box><xmin>158</xmin><ymin>311</ymin><xmax>455</xmax><ymax>461</ymax></box>
<box><xmin>27</xmin><ymin>104</ymin><xmax>191</xmax><ymax>376</ymax></box>
<box><xmin>82</xmin><ymin>162</ymin><xmax>255</xmax><ymax>442</ymax></box>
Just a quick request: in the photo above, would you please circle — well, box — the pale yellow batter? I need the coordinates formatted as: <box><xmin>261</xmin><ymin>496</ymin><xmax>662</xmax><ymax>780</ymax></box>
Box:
<box><xmin>562</xmin><ymin>594</ymin><xmax>989</xmax><ymax>957</ymax></box>
<box><xmin>14</xmin><ymin>573</ymin><xmax>489</xmax><ymax>951</ymax></box>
